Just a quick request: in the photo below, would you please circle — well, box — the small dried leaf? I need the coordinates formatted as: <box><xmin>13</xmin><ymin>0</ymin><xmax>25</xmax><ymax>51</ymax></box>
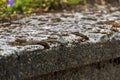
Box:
<box><xmin>110</xmin><ymin>27</ymin><xmax>119</xmax><ymax>32</ymax></box>
<box><xmin>72</xmin><ymin>32</ymin><xmax>89</xmax><ymax>40</ymax></box>
<box><xmin>8</xmin><ymin>38</ymin><xmax>27</xmax><ymax>46</ymax></box>
<box><xmin>29</xmin><ymin>41</ymin><xmax>50</xmax><ymax>49</ymax></box>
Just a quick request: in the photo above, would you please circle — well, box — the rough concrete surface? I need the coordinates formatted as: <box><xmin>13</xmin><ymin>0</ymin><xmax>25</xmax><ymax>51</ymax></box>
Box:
<box><xmin>0</xmin><ymin>40</ymin><xmax>120</xmax><ymax>80</ymax></box>
<box><xmin>25</xmin><ymin>58</ymin><xmax>120</xmax><ymax>80</ymax></box>
<box><xmin>0</xmin><ymin>1</ymin><xmax>120</xmax><ymax>80</ymax></box>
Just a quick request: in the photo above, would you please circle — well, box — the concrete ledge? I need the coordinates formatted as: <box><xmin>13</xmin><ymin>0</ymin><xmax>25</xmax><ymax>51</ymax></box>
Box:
<box><xmin>0</xmin><ymin>40</ymin><xmax>120</xmax><ymax>80</ymax></box>
<box><xmin>25</xmin><ymin>57</ymin><xmax>120</xmax><ymax>80</ymax></box>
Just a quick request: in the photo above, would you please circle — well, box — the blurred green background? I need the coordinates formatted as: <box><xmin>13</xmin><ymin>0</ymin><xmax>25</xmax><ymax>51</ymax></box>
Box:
<box><xmin>0</xmin><ymin>0</ymin><xmax>82</xmax><ymax>16</ymax></box>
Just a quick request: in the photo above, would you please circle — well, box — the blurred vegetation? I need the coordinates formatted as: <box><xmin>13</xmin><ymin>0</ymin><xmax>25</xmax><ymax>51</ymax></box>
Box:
<box><xmin>0</xmin><ymin>0</ymin><xmax>82</xmax><ymax>16</ymax></box>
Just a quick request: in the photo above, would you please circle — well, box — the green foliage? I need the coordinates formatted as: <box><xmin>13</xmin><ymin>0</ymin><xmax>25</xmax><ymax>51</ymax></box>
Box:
<box><xmin>2</xmin><ymin>0</ymin><xmax>32</xmax><ymax>16</ymax></box>
<box><xmin>62</xmin><ymin>0</ymin><xmax>82</xmax><ymax>4</ymax></box>
<box><xmin>0</xmin><ymin>0</ymin><xmax>82</xmax><ymax>16</ymax></box>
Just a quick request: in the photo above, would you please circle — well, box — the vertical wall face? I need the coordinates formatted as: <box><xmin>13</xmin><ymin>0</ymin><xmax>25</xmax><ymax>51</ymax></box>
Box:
<box><xmin>24</xmin><ymin>58</ymin><xmax>120</xmax><ymax>80</ymax></box>
<box><xmin>1</xmin><ymin>40</ymin><xmax>120</xmax><ymax>80</ymax></box>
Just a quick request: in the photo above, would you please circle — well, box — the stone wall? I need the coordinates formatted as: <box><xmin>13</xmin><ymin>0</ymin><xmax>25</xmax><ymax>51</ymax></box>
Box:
<box><xmin>1</xmin><ymin>40</ymin><xmax>120</xmax><ymax>80</ymax></box>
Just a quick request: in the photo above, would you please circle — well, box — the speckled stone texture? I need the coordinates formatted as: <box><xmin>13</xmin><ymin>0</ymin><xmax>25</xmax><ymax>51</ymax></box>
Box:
<box><xmin>0</xmin><ymin>40</ymin><xmax>120</xmax><ymax>80</ymax></box>
<box><xmin>24</xmin><ymin>58</ymin><xmax>120</xmax><ymax>80</ymax></box>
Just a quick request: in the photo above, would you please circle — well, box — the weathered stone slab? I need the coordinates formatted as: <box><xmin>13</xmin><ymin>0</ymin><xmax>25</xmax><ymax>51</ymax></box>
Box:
<box><xmin>0</xmin><ymin>40</ymin><xmax>120</xmax><ymax>80</ymax></box>
<box><xmin>25</xmin><ymin>57</ymin><xmax>120</xmax><ymax>80</ymax></box>
<box><xmin>0</xmin><ymin>3</ymin><xmax>120</xmax><ymax>80</ymax></box>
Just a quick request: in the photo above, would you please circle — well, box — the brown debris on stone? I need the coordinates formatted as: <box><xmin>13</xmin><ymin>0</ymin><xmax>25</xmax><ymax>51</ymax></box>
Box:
<box><xmin>104</xmin><ymin>21</ymin><xmax>120</xmax><ymax>27</ymax></box>
<box><xmin>72</xmin><ymin>32</ymin><xmax>89</xmax><ymax>40</ymax></box>
<box><xmin>51</xmin><ymin>18</ymin><xmax>62</xmax><ymax>22</ymax></box>
<box><xmin>110</xmin><ymin>27</ymin><xmax>119</xmax><ymax>32</ymax></box>
<box><xmin>8</xmin><ymin>39</ymin><xmax>50</xmax><ymax>49</ymax></box>
<box><xmin>29</xmin><ymin>41</ymin><xmax>50</xmax><ymax>49</ymax></box>
<box><xmin>8</xmin><ymin>38</ymin><xmax>27</xmax><ymax>46</ymax></box>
